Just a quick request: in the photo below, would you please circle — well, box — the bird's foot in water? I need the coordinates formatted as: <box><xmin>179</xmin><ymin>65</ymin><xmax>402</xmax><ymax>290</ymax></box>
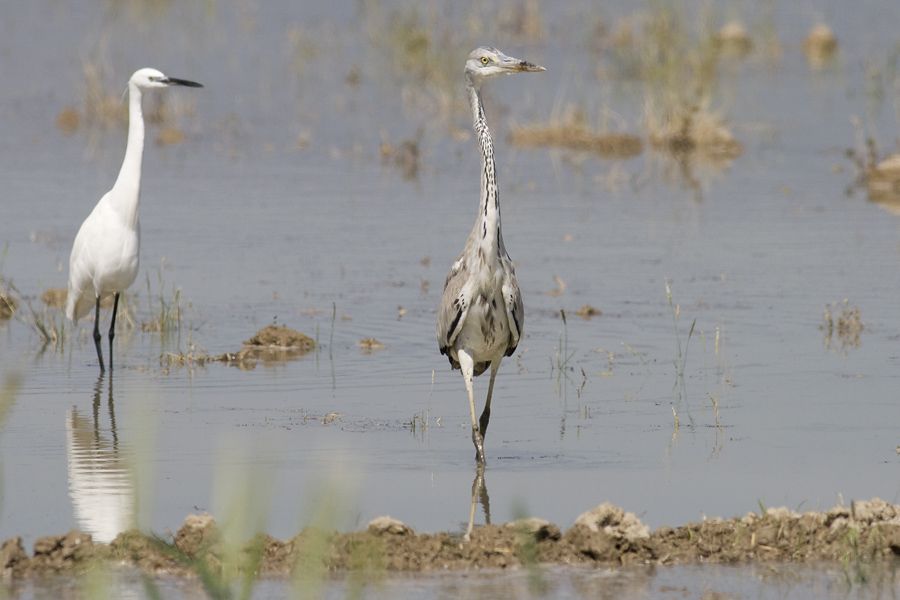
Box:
<box><xmin>472</xmin><ymin>426</ymin><xmax>486</xmax><ymax>463</ymax></box>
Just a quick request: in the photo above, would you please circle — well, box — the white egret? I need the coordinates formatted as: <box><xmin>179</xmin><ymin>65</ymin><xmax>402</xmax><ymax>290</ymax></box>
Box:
<box><xmin>436</xmin><ymin>48</ymin><xmax>545</xmax><ymax>463</ymax></box>
<box><xmin>66</xmin><ymin>68</ymin><xmax>202</xmax><ymax>371</ymax></box>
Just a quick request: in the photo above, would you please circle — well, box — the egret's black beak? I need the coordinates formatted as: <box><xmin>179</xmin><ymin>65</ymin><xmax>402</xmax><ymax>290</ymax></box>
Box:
<box><xmin>165</xmin><ymin>77</ymin><xmax>204</xmax><ymax>88</ymax></box>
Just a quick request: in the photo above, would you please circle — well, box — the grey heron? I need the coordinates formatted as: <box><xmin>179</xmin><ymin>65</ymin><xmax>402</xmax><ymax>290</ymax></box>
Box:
<box><xmin>436</xmin><ymin>47</ymin><xmax>545</xmax><ymax>463</ymax></box>
<box><xmin>66</xmin><ymin>68</ymin><xmax>202</xmax><ymax>372</ymax></box>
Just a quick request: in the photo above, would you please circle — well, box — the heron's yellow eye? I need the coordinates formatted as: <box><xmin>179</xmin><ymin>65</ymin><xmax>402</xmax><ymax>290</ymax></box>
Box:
<box><xmin>481</xmin><ymin>56</ymin><xmax>490</xmax><ymax>65</ymax></box>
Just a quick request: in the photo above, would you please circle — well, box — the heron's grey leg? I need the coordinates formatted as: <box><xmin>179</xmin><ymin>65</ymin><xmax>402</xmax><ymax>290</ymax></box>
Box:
<box><xmin>93</xmin><ymin>296</ymin><xmax>105</xmax><ymax>372</ymax></box>
<box><xmin>108</xmin><ymin>293</ymin><xmax>120</xmax><ymax>371</ymax></box>
<box><xmin>479</xmin><ymin>359</ymin><xmax>501</xmax><ymax>439</ymax></box>
<box><xmin>458</xmin><ymin>349</ymin><xmax>485</xmax><ymax>463</ymax></box>
<box><xmin>464</xmin><ymin>462</ymin><xmax>486</xmax><ymax>541</ymax></box>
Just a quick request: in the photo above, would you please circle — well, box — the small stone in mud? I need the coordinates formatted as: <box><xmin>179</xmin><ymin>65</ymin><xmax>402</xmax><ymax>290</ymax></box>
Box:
<box><xmin>0</xmin><ymin>537</ymin><xmax>27</xmax><ymax>573</ymax></box>
<box><xmin>505</xmin><ymin>517</ymin><xmax>561</xmax><ymax>541</ymax></box>
<box><xmin>574</xmin><ymin>502</ymin><xmax>649</xmax><ymax>541</ymax></box>
<box><xmin>41</xmin><ymin>288</ymin><xmax>68</xmax><ymax>309</ymax></box>
<box><xmin>56</xmin><ymin>107</ymin><xmax>80</xmax><ymax>135</ymax></box>
<box><xmin>358</xmin><ymin>337</ymin><xmax>385</xmax><ymax>351</ymax></box>
<box><xmin>174</xmin><ymin>513</ymin><xmax>219</xmax><ymax>557</ymax></box>
<box><xmin>31</xmin><ymin>531</ymin><xmax>94</xmax><ymax>570</ymax></box>
<box><xmin>368</xmin><ymin>516</ymin><xmax>414</xmax><ymax>537</ymax></box>
<box><xmin>575</xmin><ymin>304</ymin><xmax>601</xmax><ymax>319</ymax></box>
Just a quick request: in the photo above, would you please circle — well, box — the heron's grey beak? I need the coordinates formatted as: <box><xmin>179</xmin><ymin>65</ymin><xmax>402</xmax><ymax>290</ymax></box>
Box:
<box><xmin>164</xmin><ymin>77</ymin><xmax>204</xmax><ymax>88</ymax></box>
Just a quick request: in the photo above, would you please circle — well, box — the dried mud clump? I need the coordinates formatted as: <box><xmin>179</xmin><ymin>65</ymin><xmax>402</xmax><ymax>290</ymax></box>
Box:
<box><xmin>804</xmin><ymin>24</ymin><xmax>838</xmax><ymax>68</ymax></box>
<box><xmin>575</xmin><ymin>304</ymin><xmax>602</xmax><ymax>319</ymax></box>
<box><xmin>5</xmin><ymin>499</ymin><xmax>900</xmax><ymax>578</ymax></box>
<box><xmin>29</xmin><ymin>532</ymin><xmax>96</xmax><ymax>574</ymax></box>
<box><xmin>163</xmin><ymin>325</ymin><xmax>316</xmax><ymax>370</ymax></box>
<box><xmin>358</xmin><ymin>337</ymin><xmax>386</xmax><ymax>352</ymax></box>
<box><xmin>510</xmin><ymin>108</ymin><xmax>643</xmax><ymax>159</ymax></box>
<box><xmin>865</xmin><ymin>154</ymin><xmax>900</xmax><ymax>210</ymax></box>
<box><xmin>229</xmin><ymin>324</ymin><xmax>316</xmax><ymax>365</ymax></box>
<box><xmin>0</xmin><ymin>538</ymin><xmax>28</xmax><ymax>576</ymax></box>
<box><xmin>368</xmin><ymin>516</ymin><xmax>415</xmax><ymax>537</ymax></box>
<box><xmin>713</xmin><ymin>21</ymin><xmax>753</xmax><ymax>58</ymax></box>
<box><xmin>55</xmin><ymin>107</ymin><xmax>80</xmax><ymax>135</ymax></box>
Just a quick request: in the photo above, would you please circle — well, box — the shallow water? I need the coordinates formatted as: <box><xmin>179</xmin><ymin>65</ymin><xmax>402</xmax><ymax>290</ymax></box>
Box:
<box><xmin>1</xmin><ymin>0</ymin><xmax>900</xmax><ymax>589</ymax></box>
<box><xmin>8</xmin><ymin>563</ymin><xmax>899</xmax><ymax>599</ymax></box>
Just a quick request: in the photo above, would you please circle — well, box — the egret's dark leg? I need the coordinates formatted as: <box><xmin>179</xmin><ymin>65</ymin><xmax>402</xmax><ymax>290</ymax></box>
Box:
<box><xmin>108</xmin><ymin>293</ymin><xmax>120</xmax><ymax>371</ymax></box>
<box><xmin>93</xmin><ymin>296</ymin><xmax>105</xmax><ymax>372</ymax></box>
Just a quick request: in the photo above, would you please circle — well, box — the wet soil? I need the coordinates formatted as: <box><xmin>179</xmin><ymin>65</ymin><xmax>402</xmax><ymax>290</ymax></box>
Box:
<box><xmin>4</xmin><ymin>499</ymin><xmax>899</xmax><ymax>580</ymax></box>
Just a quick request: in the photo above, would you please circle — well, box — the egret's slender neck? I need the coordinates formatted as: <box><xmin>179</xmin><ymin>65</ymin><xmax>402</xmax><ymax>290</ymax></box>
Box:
<box><xmin>467</xmin><ymin>78</ymin><xmax>504</xmax><ymax>259</ymax></box>
<box><xmin>112</xmin><ymin>82</ymin><xmax>144</xmax><ymax>226</ymax></box>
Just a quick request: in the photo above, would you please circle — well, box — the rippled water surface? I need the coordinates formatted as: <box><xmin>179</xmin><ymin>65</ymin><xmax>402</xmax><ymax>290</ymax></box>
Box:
<box><xmin>1</xmin><ymin>1</ymin><xmax>900</xmax><ymax>595</ymax></box>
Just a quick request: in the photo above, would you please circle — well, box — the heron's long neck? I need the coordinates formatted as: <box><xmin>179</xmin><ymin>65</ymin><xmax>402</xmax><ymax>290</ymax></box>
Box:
<box><xmin>468</xmin><ymin>82</ymin><xmax>504</xmax><ymax>261</ymax></box>
<box><xmin>112</xmin><ymin>82</ymin><xmax>144</xmax><ymax>228</ymax></box>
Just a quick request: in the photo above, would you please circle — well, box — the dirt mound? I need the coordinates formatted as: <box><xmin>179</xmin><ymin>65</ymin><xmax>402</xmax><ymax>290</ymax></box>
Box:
<box><xmin>226</xmin><ymin>325</ymin><xmax>316</xmax><ymax>366</ymax></box>
<box><xmin>161</xmin><ymin>325</ymin><xmax>315</xmax><ymax>370</ymax></box>
<box><xmin>3</xmin><ymin>500</ymin><xmax>900</xmax><ymax>579</ymax></box>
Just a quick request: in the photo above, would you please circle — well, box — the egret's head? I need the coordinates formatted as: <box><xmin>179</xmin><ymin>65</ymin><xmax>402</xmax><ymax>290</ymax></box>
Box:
<box><xmin>129</xmin><ymin>68</ymin><xmax>203</xmax><ymax>90</ymax></box>
<box><xmin>464</xmin><ymin>47</ymin><xmax>545</xmax><ymax>86</ymax></box>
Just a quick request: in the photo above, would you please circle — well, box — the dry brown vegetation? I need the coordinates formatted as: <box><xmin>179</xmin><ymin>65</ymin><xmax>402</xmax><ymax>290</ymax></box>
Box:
<box><xmin>358</xmin><ymin>337</ymin><xmax>385</xmax><ymax>352</ymax></box>
<box><xmin>821</xmin><ymin>300</ymin><xmax>864</xmax><ymax>351</ymax></box>
<box><xmin>0</xmin><ymin>293</ymin><xmax>16</xmax><ymax>320</ymax></box>
<box><xmin>40</xmin><ymin>288</ymin><xmax>67</xmax><ymax>309</ymax></box>
<box><xmin>380</xmin><ymin>133</ymin><xmax>421</xmax><ymax>179</ymax></box>
<box><xmin>600</xmin><ymin>6</ymin><xmax>743</xmax><ymax>166</ymax></box>
<box><xmin>56</xmin><ymin>56</ymin><xmax>196</xmax><ymax>137</ymax></box>
<box><xmin>645</xmin><ymin>99</ymin><xmax>743</xmax><ymax>159</ymax></box>
<box><xmin>846</xmin><ymin>132</ymin><xmax>900</xmax><ymax>212</ymax></box>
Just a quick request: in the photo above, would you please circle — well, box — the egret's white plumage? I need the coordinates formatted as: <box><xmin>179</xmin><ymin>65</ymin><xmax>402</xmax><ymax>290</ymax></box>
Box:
<box><xmin>66</xmin><ymin>68</ymin><xmax>202</xmax><ymax>370</ymax></box>
<box><xmin>436</xmin><ymin>48</ymin><xmax>545</xmax><ymax>465</ymax></box>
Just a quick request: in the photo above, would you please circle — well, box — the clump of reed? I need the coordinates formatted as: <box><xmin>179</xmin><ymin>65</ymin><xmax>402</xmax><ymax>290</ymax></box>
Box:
<box><xmin>509</xmin><ymin>105</ymin><xmax>643</xmax><ymax>159</ymax></box>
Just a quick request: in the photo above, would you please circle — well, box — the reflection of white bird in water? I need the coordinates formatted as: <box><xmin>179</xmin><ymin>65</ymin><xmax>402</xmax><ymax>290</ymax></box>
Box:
<box><xmin>66</xmin><ymin>68</ymin><xmax>202</xmax><ymax>371</ymax></box>
<box><xmin>66</xmin><ymin>375</ymin><xmax>132</xmax><ymax>544</ymax></box>
<box><xmin>437</xmin><ymin>48</ymin><xmax>545</xmax><ymax>463</ymax></box>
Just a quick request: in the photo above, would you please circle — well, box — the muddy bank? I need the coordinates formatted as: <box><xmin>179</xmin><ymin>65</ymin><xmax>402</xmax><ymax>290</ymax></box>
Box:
<box><xmin>3</xmin><ymin>499</ymin><xmax>899</xmax><ymax>579</ymax></box>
